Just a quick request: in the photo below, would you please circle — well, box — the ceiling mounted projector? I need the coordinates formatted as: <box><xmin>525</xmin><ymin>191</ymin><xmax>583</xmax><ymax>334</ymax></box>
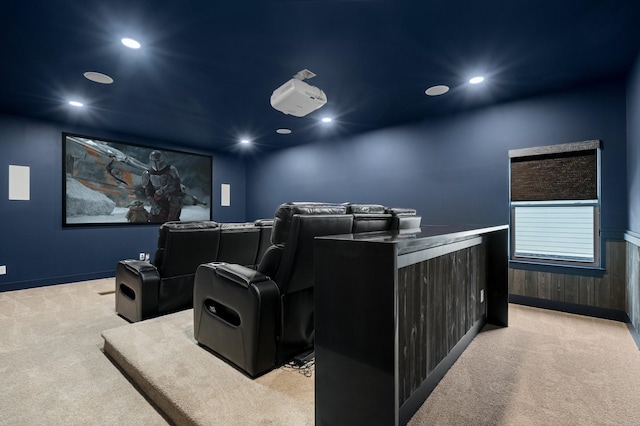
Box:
<box><xmin>270</xmin><ymin>69</ymin><xmax>327</xmax><ymax>117</ymax></box>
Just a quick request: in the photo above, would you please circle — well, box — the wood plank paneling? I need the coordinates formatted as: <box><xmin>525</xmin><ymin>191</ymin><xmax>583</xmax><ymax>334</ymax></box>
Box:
<box><xmin>550</xmin><ymin>273</ymin><xmax>565</xmax><ymax>301</ymax></box>
<box><xmin>627</xmin><ymin>242</ymin><xmax>640</xmax><ymax>334</ymax></box>
<box><xmin>537</xmin><ymin>272</ymin><xmax>552</xmax><ymax>299</ymax></box>
<box><xmin>524</xmin><ymin>270</ymin><xmax>538</xmax><ymax>297</ymax></box>
<box><xmin>564</xmin><ymin>274</ymin><xmax>580</xmax><ymax>304</ymax></box>
<box><xmin>509</xmin><ymin>268</ymin><xmax>523</xmax><ymax>295</ymax></box>
<box><xmin>509</xmin><ymin>239</ymin><xmax>626</xmax><ymax>310</ymax></box>
<box><xmin>398</xmin><ymin>243</ymin><xmax>486</xmax><ymax>405</ymax></box>
<box><xmin>578</xmin><ymin>275</ymin><xmax>595</xmax><ymax>305</ymax></box>
<box><xmin>608</xmin><ymin>240</ymin><xmax>626</xmax><ymax>310</ymax></box>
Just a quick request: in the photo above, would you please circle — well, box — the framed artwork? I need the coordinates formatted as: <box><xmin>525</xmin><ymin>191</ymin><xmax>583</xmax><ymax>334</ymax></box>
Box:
<box><xmin>63</xmin><ymin>132</ymin><xmax>212</xmax><ymax>226</ymax></box>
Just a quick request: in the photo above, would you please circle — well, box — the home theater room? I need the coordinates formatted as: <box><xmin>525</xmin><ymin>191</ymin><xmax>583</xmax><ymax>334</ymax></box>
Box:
<box><xmin>2</xmin><ymin>1</ymin><xmax>640</xmax><ymax>425</ymax></box>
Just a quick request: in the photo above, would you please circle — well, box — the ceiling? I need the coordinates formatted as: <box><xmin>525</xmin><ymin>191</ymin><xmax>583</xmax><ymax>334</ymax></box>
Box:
<box><xmin>2</xmin><ymin>0</ymin><xmax>640</xmax><ymax>153</ymax></box>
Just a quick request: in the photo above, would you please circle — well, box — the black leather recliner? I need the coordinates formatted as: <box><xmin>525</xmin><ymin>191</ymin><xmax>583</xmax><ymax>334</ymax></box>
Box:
<box><xmin>254</xmin><ymin>218</ymin><xmax>274</xmax><ymax>268</ymax></box>
<box><xmin>387</xmin><ymin>206</ymin><xmax>422</xmax><ymax>229</ymax></box>
<box><xmin>193</xmin><ymin>203</ymin><xmax>354</xmax><ymax>377</ymax></box>
<box><xmin>115</xmin><ymin>221</ymin><xmax>221</xmax><ymax>322</ymax></box>
<box><xmin>217</xmin><ymin>222</ymin><xmax>261</xmax><ymax>266</ymax></box>
<box><xmin>345</xmin><ymin>203</ymin><xmax>393</xmax><ymax>232</ymax></box>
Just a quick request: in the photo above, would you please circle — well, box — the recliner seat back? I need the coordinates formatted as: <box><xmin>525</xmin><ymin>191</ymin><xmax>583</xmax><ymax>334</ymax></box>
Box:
<box><xmin>153</xmin><ymin>221</ymin><xmax>221</xmax><ymax>313</ymax></box>
<box><xmin>345</xmin><ymin>203</ymin><xmax>393</xmax><ymax>233</ymax></box>
<box><xmin>254</xmin><ymin>219</ymin><xmax>274</xmax><ymax>267</ymax></box>
<box><xmin>217</xmin><ymin>222</ymin><xmax>261</xmax><ymax>267</ymax></box>
<box><xmin>257</xmin><ymin>203</ymin><xmax>353</xmax><ymax>362</ymax></box>
<box><xmin>153</xmin><ymin>221</ymin><xmax>221</xmax><ymax>277</ymax></box>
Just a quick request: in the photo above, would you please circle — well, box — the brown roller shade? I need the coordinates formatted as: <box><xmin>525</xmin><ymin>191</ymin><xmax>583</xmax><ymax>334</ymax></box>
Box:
<box><xmin>510</xmin><ymin>150</ymin><xmax>597</xmax><ymax>201</ymax></box>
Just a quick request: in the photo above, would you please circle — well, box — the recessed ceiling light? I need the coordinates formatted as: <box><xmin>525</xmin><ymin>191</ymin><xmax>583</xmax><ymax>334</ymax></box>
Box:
<box><xmin>321</xmin><ymin>117</ymin><xmax>332</xmax><ymax>123</ymax></box>
<box><xmin>121</xmin><ymin>38</ymin><xmax>141</xmax><ymax>49</ymax></box>
<box><xmin>469</xmin><ymin>76</ymin><xmax>485</xmax><ymax>84</ymax></box>
<box><xmin>68</xmin><ymin>101</ymin><xmax>84</xmax><ymax>107</ymax></box>
<box><xmin>240</xmin><ymin>139</ymin><xmax>250</xmax><ymax>144</ymax></box>
<box><xmin>425</xmin><ymin>85</ymin><xmax>450</xmax><ymax>96</ymax></box>
<box><xmin>84</xmin><ymin>71</ymin><xmax>114</xmax><ymax>84</ymax></box>
<box><xmin>276</xmin><ymin>128</ymin><xmax>292</xmax><ymax>134</ymax></box>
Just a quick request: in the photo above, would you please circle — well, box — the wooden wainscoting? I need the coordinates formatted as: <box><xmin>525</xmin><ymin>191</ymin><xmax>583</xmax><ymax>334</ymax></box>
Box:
<box><xmin>398</xmin><ymin>242</ymin><xmax>486</xmax><ymax>405</ymax></box>
<box><xmin>509</xmin><ymin>239</ymin><xmax>626</xmax><ymax>310</ymax></box>
<box><xmin>627</xmin><ymin>241</ymin><xmax>640</xmax><ymax>333</ymax></box>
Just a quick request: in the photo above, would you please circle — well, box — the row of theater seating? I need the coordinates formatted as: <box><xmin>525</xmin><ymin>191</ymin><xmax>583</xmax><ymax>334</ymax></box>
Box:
<box><xmin>115</xmin><ymin>219</ymin><xmax>274</xmax><ymax>323</ymax></box>
<box><xmin>192</xmin><ymin>202</ymin><xmax>421</xmax><ymax>377</ymax></box>
<box><xmin>115</xmin><ymin>202</ymin><xmax>421</xmax><ymax>375</ymax></box>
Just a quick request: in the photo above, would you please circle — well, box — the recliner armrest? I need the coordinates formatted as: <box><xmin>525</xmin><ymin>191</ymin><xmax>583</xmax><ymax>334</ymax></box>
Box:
<box><xmin>121</xmin><ymin>259</ymin><xmax>159</xmax><ymax>278</ymax></box>
<box><xmin>214</xmin><ymin>263</ymin><xmax>269</xmax><ymax>288</ymax></box>
<box><xmin>115</xmin><ymin>259</ymin><xmax>161</xmax><ymax>322</ymax></box>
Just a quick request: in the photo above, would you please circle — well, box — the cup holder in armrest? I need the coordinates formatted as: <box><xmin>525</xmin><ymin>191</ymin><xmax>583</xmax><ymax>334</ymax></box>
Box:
<box><xmin>204</xmin><ymin>299</ymin><xmax>241</xmax><ymax>326</ymax></box>
<box><xmin>119</xmin><ymin>283</ymin><xmax>136</xmax><ymax>301</ymax></box>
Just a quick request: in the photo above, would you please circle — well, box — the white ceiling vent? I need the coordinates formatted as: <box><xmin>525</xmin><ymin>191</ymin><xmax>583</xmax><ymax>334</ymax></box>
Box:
<box><xmin>270</xmin><ymin>69</ymin><xmax>327</xmax><ymax>117</ymax></box>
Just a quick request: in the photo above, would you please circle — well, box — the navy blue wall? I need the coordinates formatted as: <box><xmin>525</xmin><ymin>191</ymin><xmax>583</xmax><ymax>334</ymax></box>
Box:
<box><xmin>246</xmin><ymin>80</ymin><xmax>628</xmax><ymax>237</ymax></box>
<box><xmin>0</xmin><ymin>78</ymin><xmax>630</xmax><ymax>291</ymax></box>
<box><xmin>0</xmin><ymin>113</ymin><xmax>246</xmax><ymax>291</ymax></box>
<box><xmin>628</xmin><ymin>55</ymin><xmax>640</xmax><ymax>235</ymax></box>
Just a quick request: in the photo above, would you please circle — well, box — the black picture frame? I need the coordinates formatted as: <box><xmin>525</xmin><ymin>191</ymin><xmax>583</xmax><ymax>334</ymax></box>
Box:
<box><xmin>63</xmin><ymin>132</ymin><xmax>212</xmax><ymax>226</ymax></box>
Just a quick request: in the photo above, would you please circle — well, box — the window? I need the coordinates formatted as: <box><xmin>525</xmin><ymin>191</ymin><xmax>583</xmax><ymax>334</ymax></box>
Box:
<box><xmin>509</xmin><ymin>140</ymin><xmax>601</xmax><ymax>267</ymax></box>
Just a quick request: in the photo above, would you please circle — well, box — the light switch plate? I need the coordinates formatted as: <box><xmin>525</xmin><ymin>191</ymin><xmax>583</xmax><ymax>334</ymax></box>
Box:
<box><xmin>0</xmin><ymin>265</ymin><xmax>6</xmax><ymax>275</ymax></box>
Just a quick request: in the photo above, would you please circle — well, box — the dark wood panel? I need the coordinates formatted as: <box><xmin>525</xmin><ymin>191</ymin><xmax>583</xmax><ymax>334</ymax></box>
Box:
<box><xmin>524</xmin><ymin>270</ymin><xmax>538</xmax><ymax>297</ymax></box>
<box><xmin>578</xmin><ymin>275</ymin><xmax>595</xmax><ymax>305</ymax></box>
<box><xmin>477</xmin><ymin>243</ymin><xmax>487</xmax><ymax>323</ymax></box>
<box><xmin>537</xmin><ymin>272</ymin><xmax>552</xmax><ymax>299</ymax></box>
<box><xmin>550</xmin><ymin>273</ymin><xmax>565</xmax><ymax>302</ymax></box>
<box><xmin>608</xmin><ymin>240</ymin><xmax>627</xmax><ymax>311</ymax></box>
<box><xmin>316</xmin><ymin>226</ymin><xmax>509</xmax><ymax>426</ymax></box>
<box><xmin>426</xmin><ymin>253</ymin><xmax>439</xmax><ymax>375</ymax></box>
<box><xmin>509</xmin><ymin>268</ymin><xmax>525</xmax><ymax>295</ymax></box>
<box><xmin>563</xmin><ymin>274</ymin><xmax>580</xmax><ymax>304</ymax></box>
<box><xmin>398</xmin><ymin>243</ymin><xmax>485</xmax><ymax>405</ymax></box>
<box><xmin>509</xmin><ymin>239</ymin><xmax>626</xmax><ymax>310</ymax></box>
<box><xmin>627</xmin><ymin>242</ymin><xmax>640</xmax><ymax>333</ymax></box>
<box><xmin>596</xmin><ymin>257</ymin><xmax>612</xmax><ymax>309</ymax></box>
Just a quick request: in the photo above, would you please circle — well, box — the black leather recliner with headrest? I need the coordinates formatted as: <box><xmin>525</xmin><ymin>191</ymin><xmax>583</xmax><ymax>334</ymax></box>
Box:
<box><xmin>387</xmin><ymin>206</ymin><xmax>422</xmax><ymax>230</ymax></box>
<box><xmin>193</xmin><ymin>202</ymin><xmax>354</xmax><ymax>377</ymax></box>
<box><xmin>217</xmin><ymin>222</ymin><xmax>261</xmax><ymax>267</ymax></box>
<box><xmin>344</xmin><ymin>203</ymin><xmax>393</xmax><ymax>233</ymax></box>
<box><xmin>115</xmin><ymin>219</ymin><xmax>277</xmax><ymax>322</ymax></box>
<box><xmin>116</xmin><ymin>221</ymin><xmax>221</xmax><ymax>322</ymax></box>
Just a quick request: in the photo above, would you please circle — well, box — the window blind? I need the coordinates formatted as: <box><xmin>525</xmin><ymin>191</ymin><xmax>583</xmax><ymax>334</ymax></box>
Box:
<box><xmin>513</xmin><ymin>205</ymin><xmax>595</xmax><ymax>262</ymax></box>
<box><xmin>510</xmin><ymin>150</ymin><xmax>597</xmax><ymax>202</ymax></box>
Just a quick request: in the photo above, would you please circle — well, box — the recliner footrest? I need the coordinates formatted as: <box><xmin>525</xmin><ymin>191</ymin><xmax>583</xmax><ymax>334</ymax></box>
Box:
<box><xmin>193</xmin><ymin>262</ymin><xmax>280</xmax><ymax>377</ymax></box>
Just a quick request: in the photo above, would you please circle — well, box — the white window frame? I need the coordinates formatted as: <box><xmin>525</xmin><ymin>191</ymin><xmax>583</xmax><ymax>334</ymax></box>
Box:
<box><xmin>511</xmin><ymin>200</ymin><xmax>599</xmax><ymax>265</ymax></box>
<box><xmin>509</xmin><ymin>141</ymin><xmax>601</xmax><ymax>267</ymax></box>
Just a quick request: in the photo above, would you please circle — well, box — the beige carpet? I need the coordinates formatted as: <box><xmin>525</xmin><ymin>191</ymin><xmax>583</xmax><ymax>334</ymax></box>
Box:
<box><xmin>103</xmin><ymin>301</ymin><xmax>640</xmax><ymax>426</ymax></box>
<box><xmin>102</xmin><ymin>309</ymin><xmax>314</xmax><ymax>425</ymax></box>
<box><xmin>3</xmin><ymin>278</ymin><xmax>640</xmax><ymax>425</ymax></box>
<box><xmin>409</xmin><ymin>304</ymin><xmax>640</xmax><ymax>425</ymax></box>
<box><xmin>0</xmin><ymin>279</ymin><xmax>167</xmax><ymax>425</ymax></box>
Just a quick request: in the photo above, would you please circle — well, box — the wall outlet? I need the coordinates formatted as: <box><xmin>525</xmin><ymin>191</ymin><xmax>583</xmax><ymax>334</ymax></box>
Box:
<box><xmin>480</xmin><ymin>289</ymin><xmax>485</xmax><ymax>303</ymax></box>
<box><xmin>139</xmin><ymin>252</ymin><xmax>145</xmax><ymax>261</ymax></box>
<box><xmin>0</xmin><ymin>265</ymin><xmax>6</xmax><ymax>275</ymax></box>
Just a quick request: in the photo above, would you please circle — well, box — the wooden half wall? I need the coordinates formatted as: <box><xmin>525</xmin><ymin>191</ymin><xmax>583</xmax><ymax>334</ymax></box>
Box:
<box><xmin>509</xmin><ymin>239</ymin><xmax>626</xmax><ymax>311</ymax></box>
<box><xmin>626</xmin><ymin>238</ymin><xmax>640</xmax><ymax>333</ymax></box>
